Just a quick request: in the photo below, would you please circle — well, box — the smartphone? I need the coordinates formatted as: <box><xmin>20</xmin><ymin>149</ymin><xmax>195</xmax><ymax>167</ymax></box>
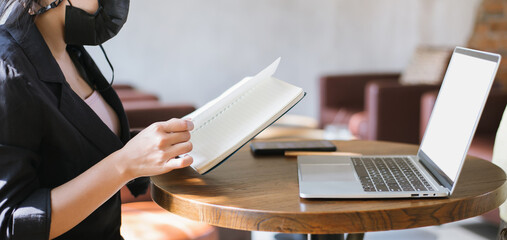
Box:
<box><xmin>250</xmin><ymin>140</ymin><xmax>337</xmax><ymax>156</ymax></box>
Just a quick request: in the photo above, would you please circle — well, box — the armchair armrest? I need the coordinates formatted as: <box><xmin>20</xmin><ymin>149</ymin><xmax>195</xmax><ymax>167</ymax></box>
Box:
<box><xmin>112</xmin><ymin>83</ymin><xmax>135</xmax><ymax>90</ymax></box>
<box><xmin>365</xmin><ymin>81</ymin><xmax>439</xmax><ymax>144</ymax></box>
<box><xmin>115</xmin><ymin>89</ymin><xmax>159</xmax><ymax>102</ymax></box>
<box><xmin>319</xmin><ymin>73</ymin><xmax>400</xmax><ymax>127</ymax></box>
<box><xmin>420</xmin><ymin>91</ymin><xmax>438</xmax><ymax>141</ymax></box>
<box><xmin>122</xmin><ymin>100</ymin><xmax>196</xmax><ymax>129</ymax></box>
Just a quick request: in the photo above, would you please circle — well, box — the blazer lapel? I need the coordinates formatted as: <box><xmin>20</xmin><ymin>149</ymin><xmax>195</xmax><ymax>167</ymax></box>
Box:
<box><xmin>8</xmin><ymin>21</ymin><xmax>128</xmax><ymax>156</ymax></box>
<box><xmin>59</xmin><ymin>86</ymin><xmax>125</xmax><ymax>155</ymax></box>
<box><xmin>71</xmin><ymin>45</ymin><xmax>131</xmax><ymax>144</ymax></box>
<box><xmin>98</xmin><ymin>87</ymin><xmax>131</xmax><ymax>144</ymax></box>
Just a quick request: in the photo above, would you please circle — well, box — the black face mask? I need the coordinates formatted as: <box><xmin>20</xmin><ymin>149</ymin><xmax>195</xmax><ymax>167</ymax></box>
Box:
<box><xmin>31</xmin><ymin>0</ymin><xmax>126</xmax><ymax>89</ymax></box>
<box><xmin>64</xmin><ymin>0</ymin><xmax>129</xmax><ymax>45</ymax></box>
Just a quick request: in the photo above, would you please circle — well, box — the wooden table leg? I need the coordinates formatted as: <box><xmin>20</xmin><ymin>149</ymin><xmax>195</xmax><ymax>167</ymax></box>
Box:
<box><xmin>346</xmin><ymin>233</ymin><xmax>364</xmax><ymax>240</ymax></box>
<box><xmin>274</xmin><ymin>233</ymin><xmax>308</xmax><ymax>240</ymax></box>
<box><xmin>305</xmin><ymin>233</ymin><xmax>364</xmax><ymax>240</ymax></box>
<box><xmin>307</xmin><ymin>234</ymin><xmax>344</xmax><ymax>240</ymax></box>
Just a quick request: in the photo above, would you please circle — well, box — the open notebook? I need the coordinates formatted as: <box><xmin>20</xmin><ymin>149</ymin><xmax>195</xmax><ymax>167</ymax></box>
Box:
<box><xmin>185</xmin><ymin>59</ymin><xmax>305</xmax><ymax>174</ymax></box>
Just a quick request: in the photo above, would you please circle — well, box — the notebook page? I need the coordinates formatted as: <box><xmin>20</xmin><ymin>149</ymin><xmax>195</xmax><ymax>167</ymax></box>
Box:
<box><xmin>190</xmin><ymin>77</ymin><xmax>303</xmax><ymax>173</ymax></box>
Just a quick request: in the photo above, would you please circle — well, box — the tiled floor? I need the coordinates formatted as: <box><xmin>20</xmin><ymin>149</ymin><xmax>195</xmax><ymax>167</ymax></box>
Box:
<box><xmin>251</xmin><ymin>216</ymin><xmax>499</xmax><ymax>240</ymax></box>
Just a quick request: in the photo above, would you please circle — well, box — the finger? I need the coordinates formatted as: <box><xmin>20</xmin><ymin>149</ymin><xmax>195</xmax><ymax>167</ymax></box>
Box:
<box><xmin>162</xmin><ymin>141</ymin><xmax>193</xmax><ymax>159</ymax></box>
<box><xmin>151</xmin><ymin>119</ymin><xmax>190</xmax><ymax>134</ymax></box>
<box><xmin>159</xmin><ymin>131</ymin><xmax>191</xmax><ymax>148</ymax></box>
<box><xmin>165</xmin><ymin>155</ymin><xmax>193</xmax><ymax>170</ymax></box>
<box><xmin>163</xmin><ymin>118</ymin><xmax>194</xmax><ymax>132</ymax></box>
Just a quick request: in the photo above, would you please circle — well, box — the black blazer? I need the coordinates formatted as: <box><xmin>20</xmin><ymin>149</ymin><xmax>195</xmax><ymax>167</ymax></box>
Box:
<box><xmin>0</xmin><ymin>17</ymin><xmax>145</xmax><ymax>240</ymax></box>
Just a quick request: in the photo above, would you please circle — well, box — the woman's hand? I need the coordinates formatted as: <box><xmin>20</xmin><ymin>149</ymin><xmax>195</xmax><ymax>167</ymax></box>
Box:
<box><xmin>48</xmin><ymin>118</ymin><xmax>193</xmax><ymax>239</ymax></box>
<box><xmin>114</xmin><ymin>118</ymin><xmax>194</xmax><ymax>181</ymax></box>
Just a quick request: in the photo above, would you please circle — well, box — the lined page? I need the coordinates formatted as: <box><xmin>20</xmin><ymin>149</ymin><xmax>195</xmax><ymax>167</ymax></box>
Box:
<box><xmin>186</xmin><ymin>58</ymin><xmax>280</xmax><ymax>129</ymax></box>
<box><xmin>189</xmin><ymin>77</ymin><xmax>303</xmax><ymax>173</ymax></box>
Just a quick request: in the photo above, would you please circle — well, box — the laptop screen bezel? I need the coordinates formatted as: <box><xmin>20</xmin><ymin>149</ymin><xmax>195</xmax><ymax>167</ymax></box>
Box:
<box><xmin>417</xmin><ymin>47</ymin><xmax>500</xmax><ymax>193</ymax></box>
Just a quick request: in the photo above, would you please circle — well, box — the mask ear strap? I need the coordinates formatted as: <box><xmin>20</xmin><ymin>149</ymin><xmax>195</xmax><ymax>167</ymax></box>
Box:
<box><xmin>31</xmin><ymin>0</ymin><xmax>63</xmax><ymax>15</ymax></box>
<box><xmin>67</xmin><ymin>0</ymin><xmax>73</xmax><ymax>6</ymax></box>
<box><xmin>97</xmin><ymin>44</ymin><xmax>115</xmax><ymax>91</ymax></box>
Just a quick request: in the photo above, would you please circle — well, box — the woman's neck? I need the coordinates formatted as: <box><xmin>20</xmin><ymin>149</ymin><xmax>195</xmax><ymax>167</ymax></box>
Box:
<box><xmin>34</xmin><ymin>2</ymin><xmax>67</xmax><ymax>61</ymax></box>
<box><xmin>32</xmin><ymin>1</ymin><xmax>95</xmax><ymax>100</ymax></box>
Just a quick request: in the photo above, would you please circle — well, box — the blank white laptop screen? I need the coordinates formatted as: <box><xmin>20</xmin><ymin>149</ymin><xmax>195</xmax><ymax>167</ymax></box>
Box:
<box><xmin>420</xmin><ymin>49</ymin><xmax>499</xmax><ymax>184</ymax></box>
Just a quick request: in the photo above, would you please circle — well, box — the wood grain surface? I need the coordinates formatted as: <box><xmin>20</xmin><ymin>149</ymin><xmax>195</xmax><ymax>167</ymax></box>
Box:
<box><xmin>151</xmin><ymin>140</ymin><xmax>507</xmax><ymax>234</ymax></box>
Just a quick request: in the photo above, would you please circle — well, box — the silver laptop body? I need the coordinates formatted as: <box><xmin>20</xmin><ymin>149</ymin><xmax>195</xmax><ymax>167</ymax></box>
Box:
<box><xmin>298</xmin><ymin>47</ymin><xmax>501</xmax><ymax>198</ymax></box>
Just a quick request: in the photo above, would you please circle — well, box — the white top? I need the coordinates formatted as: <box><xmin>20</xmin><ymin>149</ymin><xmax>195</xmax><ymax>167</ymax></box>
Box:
<box><xmin>492</xmin><ymin>105</ymin><xmax>507</xmax><ymax>220</ymax></box>
<box><xmin>84</xmin><ymin>90</ymin><xmax>120</xmax><ymax>136</ymax></box>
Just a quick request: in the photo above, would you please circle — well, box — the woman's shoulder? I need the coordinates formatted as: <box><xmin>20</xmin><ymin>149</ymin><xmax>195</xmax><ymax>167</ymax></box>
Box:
<box><xmin>0</xmin><ymin>25</ymin><xmax>25</xmax><ymax>59</ymax></box>
<box><xmin>0</xmin><ymin>25</ymin><xmax>34</xmax><ymax>85</ymax></box>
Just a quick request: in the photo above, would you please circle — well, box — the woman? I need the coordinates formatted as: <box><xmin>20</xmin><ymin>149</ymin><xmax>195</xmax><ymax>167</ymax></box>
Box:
<box><xmin>494</xmin><ymin>106</ymin><xmax>507</xmax><ymax>240</ymax></box>
<box><xmin>0</xmin><ymin>0</ymin><xmax>194</xmax><ymax>239</ymax></box>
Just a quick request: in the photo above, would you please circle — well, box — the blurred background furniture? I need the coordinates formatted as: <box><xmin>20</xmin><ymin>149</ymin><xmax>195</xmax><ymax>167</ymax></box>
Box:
<box><xmin>112</xmin><ymin>84</ymin><xmax>196</xmax><ymax>129</ymax></box>
<box><xmin>254</xmin><ymin>114</ymin><xmax>323</xmax><ymax>140</ymax></box>
<box><xmin>122</xmin><ymin>100</ymin><xmax>196</xmax><ymax>129</ymax></box>
<box><xmin>319</xmin><ymin>73</ymin><xmax>399</xmax><ymax>128</ymax></box>
<box><xmin>420</xmin><ymin>88</ymin><xmax>507</xmax><ymax>226</ymax></box>
<box><xmin>112</xmin><ymin>83</ymin><xmax>251</xmax><ymax>240</ymax></box>
<box><xmin>320</xmin><ymin>46</ymin><xmax>453</xmax><ymax>144</ymax></box>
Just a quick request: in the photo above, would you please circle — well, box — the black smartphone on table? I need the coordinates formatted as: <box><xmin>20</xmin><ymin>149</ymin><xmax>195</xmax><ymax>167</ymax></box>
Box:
<box><xmin>250</xmin><ymin>140</ymin><xmax>337</xmax><ymax>156</ymax></box>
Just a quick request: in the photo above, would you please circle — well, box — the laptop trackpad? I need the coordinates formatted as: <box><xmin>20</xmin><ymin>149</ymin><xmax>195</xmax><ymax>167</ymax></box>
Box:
<box><xmin>300</xmin><ymin>163</ymin><xmax>357</xmax><ymax>182</ymax></box>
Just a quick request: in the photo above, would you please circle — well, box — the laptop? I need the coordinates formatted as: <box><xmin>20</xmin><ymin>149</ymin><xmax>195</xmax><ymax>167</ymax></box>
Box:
<box><xmin>298</xmin><ymin>47</ymin><xmax>501</xmax><ymax>198</ymax></box>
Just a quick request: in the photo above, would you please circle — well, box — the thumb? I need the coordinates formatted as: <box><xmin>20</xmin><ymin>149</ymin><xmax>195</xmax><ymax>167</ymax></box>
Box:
<box><xmin>165</xmin><ymin>155</ymin><xmax>194</xmax><ymax>171</ymax></box>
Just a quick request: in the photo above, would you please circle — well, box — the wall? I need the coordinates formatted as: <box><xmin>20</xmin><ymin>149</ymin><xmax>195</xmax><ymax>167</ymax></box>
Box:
<box><xmin>468</xmin><ymin>0</ymin><xmax>507</xmax><ymax>88</ymax></box>
<box><xmin>86</xmin><ymin>0</ymin><xmax>482</xmax><ymax>119</ymax></box>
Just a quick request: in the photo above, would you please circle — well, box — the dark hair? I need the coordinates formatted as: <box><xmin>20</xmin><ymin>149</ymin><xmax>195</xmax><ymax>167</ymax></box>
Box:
<box><xmin>0</xmin><ymin>0</ymin><xmax>41</xmax><ymax>26</ymax></box>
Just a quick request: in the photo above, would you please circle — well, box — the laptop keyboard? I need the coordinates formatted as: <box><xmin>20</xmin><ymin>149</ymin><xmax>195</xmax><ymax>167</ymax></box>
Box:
<box><xmin>351</xmin><ymin>157</ymin><xmax>434</xmax><ymax>192</ymax></box>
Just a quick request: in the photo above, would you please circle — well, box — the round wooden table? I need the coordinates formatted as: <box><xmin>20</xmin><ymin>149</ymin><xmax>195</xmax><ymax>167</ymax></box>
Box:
<box><xmin>151</xmin><ymin>140</ymin><xmax>507</xmax><ymax>237</ymax></box>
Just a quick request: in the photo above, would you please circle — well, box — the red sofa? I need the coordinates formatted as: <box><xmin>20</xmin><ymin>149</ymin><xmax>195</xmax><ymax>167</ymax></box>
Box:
<box><xmin>319</xmin><ymin>74</ymin><xmax>440</xmax><ymax>144</ymax></box>
<box><xmin>112</xmin><ymin>84</ymin><xmax>196</xmax><ymax>129</ymax></box>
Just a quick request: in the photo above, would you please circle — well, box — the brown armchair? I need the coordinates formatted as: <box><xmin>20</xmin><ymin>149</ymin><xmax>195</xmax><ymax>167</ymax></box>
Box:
<box><xmin>319</xmin><ymin>73</ymin><xmax>400</xmax><ymax>127</ymax></box>
<box><xmin>112</xmin><ymin>84</ymin><xmax>196</xmax><ymax>128</ymax></box>
<box><xmin>359</xmin><ymin>81</ymin><xmax>440</xmax><ymax>143</ymax></box>
<box><xmin>122</xmin><ymin>100</ymin><xmax>196</xmax><ymax>129</ymax></box>
<box><xmin>319</xmin><ymin>74</ymin><xmax>441</xmax><ymax>144</ymax></box>
<box><xmin>319</xmin><ymin>46</ymin><xmax>452</xmax><ymax>144</ymax></box>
